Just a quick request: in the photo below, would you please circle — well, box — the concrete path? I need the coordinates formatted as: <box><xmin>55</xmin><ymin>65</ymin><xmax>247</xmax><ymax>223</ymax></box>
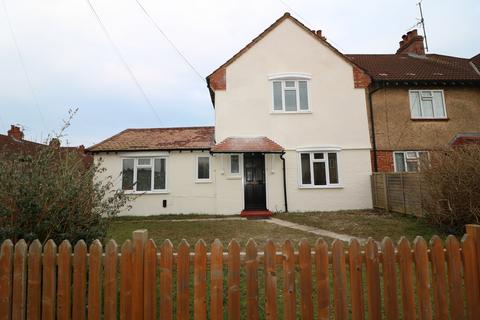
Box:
<box><xmin>266</xmin><ymin>218</ymin><xmax>367</xmax><ymax>243</ymax></box>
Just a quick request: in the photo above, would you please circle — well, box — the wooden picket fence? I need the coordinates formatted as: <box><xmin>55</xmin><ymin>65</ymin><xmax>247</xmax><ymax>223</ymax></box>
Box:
<box><xmin>2</xmin><ymin>226</ymin><xmax>480</xmax><ymax>319</ymax></box>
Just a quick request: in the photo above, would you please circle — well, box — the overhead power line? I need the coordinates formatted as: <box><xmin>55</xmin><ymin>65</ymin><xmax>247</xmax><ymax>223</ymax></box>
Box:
<box><xmin>134</xmin><ymin>0</ymin><xmax>205</xmax><ymax>82</ymax></box>
<box><xmin>1</xmin><ymin>0</ymin><xmax>46</xmax><ymax>130</ymax></box>
<box><xmin>84</xmin><ymin>0</ymin><xmax>163</xmax><ymax>124</ymax></box>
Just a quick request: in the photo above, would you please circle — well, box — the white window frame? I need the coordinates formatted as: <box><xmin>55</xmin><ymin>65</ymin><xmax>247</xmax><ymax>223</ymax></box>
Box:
<box><xmin>195</xmin><ymin>155</ymin><xmax>212</xmax><ymax>183</ymax></box>
<box><xmin>297</xmin><ymin>150</ymin><xmax>342</xmax><ymax>188</ymax></box>
<box><xmin>393</xmin><ymin>151</ymin><xmax>429</xmax><ymax>173</ymax></box>
<box><xmin>269</xmin><ymin>73</ymin><xmax>311</xmax><ymax>113</ymax></box>
<box><xmin>122</xmin><ymin>157</ymin><xmax>168</xmax><ymax>193</ymax></box>
<box><xmin>409</xmin><ymin>89</ymin><xmax>447</xmax><ymax>119</ymax></box>
<box><xmin>228</xmin><ymin>154</ymin><xmax>242</xmax><ymax>177</ymax></box>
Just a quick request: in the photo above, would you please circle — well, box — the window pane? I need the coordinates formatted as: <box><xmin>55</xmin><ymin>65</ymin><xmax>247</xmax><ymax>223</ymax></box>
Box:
<box><xmin>198</xmin><ymin>157</ymin><xmax>210</xmax><ymax>179</ymax></box>
<box><xmin>231</xmin><ymin>155</ymin><xmax>239</xmax><ymax>174</ymax></box>
<box><xmin>301</xmin><ymin>153</ymin><xmax>311</xmax><ymax>185</ymax></box>
<box><xmin>394</xmin><ymin>153</ymin><xmax>406</xmax><ymax>172</ymax></box>
<box><xmin>138</xmin><ymin>158</ymin><xmax>151</xmax><ymax>166</ymax></box>
<box><xmin>432</xmin><ymin>92</ymin><xmax>445</xmax><ymax>117</ymax></box>
<box><xmin>273</xmin><ymin>82</ymin><xmax>283</xmax><ymax>110</ymax></box>
<box><xmin>328</xmin><ymin>153</ymin><xmax>338</xmax><ymax>184</ymax></box>
<box><xmin>285</xmin><ymin>89</ymin><xmax>297</xmax><ymax>111</ymax></box>
<box><xmin>122</xmin><ymin>159</ymin><xmax>134</xmax><ymax>190</ymax></box>
<box><xmin>136</xmin><ymin>167</ymin><xmax>152</xmax><ymax>191</ymax></box>
<box><xmin>285</xmin><ymin>80</ymin><xmax>295</xmax><ymax>87</ymax></box>
<box><xmin>313</xmin><ymin>153</ymin><xmax>324</xmax><ymax>159</ymax></box>
<box><xmin>409</xmin><ymin>91</ymin><xmax>421</xmax><ymax>118</ymax></box>
<box><xmin>406</xmin><ymin>160</ymin><xmax>419</xmax><ymax>172</ymax></box>
<box><xmin>299</xmin><ymin>81</ymin><xmax>308</xmax><ymax>110</ymax></box>
<box><xmin>154</xmin><ymin>158</ymin><xmax>166</xmax><ymax>190</ymax></box>
<box><xmin>313</xmin><ymin>162</ymin><xmax>327</xmax><ymax>185</ymax></box>
<box><xmin>421</xmin><ymin>96</ymin><xmax>434</xmax><ymax>117</ymax></box>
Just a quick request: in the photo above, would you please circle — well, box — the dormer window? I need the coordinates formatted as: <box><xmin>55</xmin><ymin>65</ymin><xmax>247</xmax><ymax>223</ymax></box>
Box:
<box><xmin>269</xmin><ymin>73</ymin><xmax>311</xmax><ymax>112</ymax></box>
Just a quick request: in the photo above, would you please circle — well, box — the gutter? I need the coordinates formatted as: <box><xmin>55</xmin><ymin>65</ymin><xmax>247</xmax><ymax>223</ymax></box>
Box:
<box><xmin>280</xmin><ymin>151</ymin><xmax>288</xmax><ymax>213</ymax></box>
<box><xmin>367</xmin><ymin>82</ymin><xmax>385</xmax><ymax>172</ymax></box>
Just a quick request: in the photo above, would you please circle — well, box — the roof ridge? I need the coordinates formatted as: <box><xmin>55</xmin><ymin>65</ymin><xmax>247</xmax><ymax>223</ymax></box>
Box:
<box><xmin>125</xmin><ymin>126</ymin><xmax>214</xmax><ymax>131</ymax></box>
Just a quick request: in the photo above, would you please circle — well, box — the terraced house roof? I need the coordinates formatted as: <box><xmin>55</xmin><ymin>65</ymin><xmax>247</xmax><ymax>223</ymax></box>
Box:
<box><xmin>88</xmin><ymin>126</ymin><xmax>215</xmax><ymax>152</ymax></box>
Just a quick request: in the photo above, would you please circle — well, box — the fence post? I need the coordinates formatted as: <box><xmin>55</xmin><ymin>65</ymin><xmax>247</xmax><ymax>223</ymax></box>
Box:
<box><xmin>466</xmin><ymin>224</ymin><xmax>480</xmax><ymax>288</ymax></box>
<box><xmin>131</xmin><ymin>229</ymin><xmax>148</xmax><ymax>320</ymax></box>
<box><xmin>382</xmin><ymin>173</ymin><xmax>389</xmax><ymax>212</ymax></box>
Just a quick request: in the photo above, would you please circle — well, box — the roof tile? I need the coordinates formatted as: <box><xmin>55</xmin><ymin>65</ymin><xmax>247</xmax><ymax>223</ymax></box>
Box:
<box><xmin>211</xmin><ymin>137</ymin><xmax>284</xmax><ymax>153</ymax></box>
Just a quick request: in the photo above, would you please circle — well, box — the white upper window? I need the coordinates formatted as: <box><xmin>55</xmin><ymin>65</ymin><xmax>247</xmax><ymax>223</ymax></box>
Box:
<box><xmin>122</xmin><ymin>157</ymin><xmax>166</xmax><ymax>192</ymax></box>
<box><xmin>299</xmin><ymin>151</ymin><xmax>339</xmax><ymax>187</ymax></box>
<box><xmin>269</xmin><ymin>73</ymin><xmax>311</xmax><ymax>112</ymax></box>
<box><xmin>409</xmin><ymin>90</ymin><xmax>446</xmax><ymax>119</ymax></box>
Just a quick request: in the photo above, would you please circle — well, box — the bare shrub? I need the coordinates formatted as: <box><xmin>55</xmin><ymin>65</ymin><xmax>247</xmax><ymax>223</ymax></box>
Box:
<box><xmin>421</xmin><ymin>145</ymin><xmax>480</xmax><ymax>234</ymax></box>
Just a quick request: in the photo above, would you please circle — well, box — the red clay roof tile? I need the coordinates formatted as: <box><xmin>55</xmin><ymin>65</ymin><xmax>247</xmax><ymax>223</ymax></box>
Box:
<box><xmin>87</xmin><ymin>126</ymin><xmax>215</xmax><ymax>152</ymax></box>
<box><xmin>211</xmin><ymin>137</ymin><xmax>284</xmax><ymax>153</ymax></box>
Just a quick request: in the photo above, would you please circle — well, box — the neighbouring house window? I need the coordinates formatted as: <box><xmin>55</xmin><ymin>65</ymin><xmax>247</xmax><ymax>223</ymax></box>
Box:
<box><xmin>299</xmin><ymin>151</ymin><xmax>339</xmax><ymax>187</ymax></box>
<box><xmin>409</xmin><ymin>90</ymin><xmax>446</xmax><ymax>119</ymax></box>
<box><xmin>272</xmin><ymin>79</ymin><xmax>309</xmax><ymax>112</ymax></box>
<box><xmin>197</xmin><ymin>156</ymin><xmax>210</xmax><ymax>180</ymax></box>
<box><xmin>230</xmin><ymin>155</ymin><xmax>240</xmax><ymax>174</ymax></box>
<box><xmin>121</xmin><ymin>157</ymin><xmax>167</xmax><ymax>192</ymax></box>
<box><xmin>394</xmin><ymin>151</ymin><xmax>429</xmax><ymax>172</ymax></box>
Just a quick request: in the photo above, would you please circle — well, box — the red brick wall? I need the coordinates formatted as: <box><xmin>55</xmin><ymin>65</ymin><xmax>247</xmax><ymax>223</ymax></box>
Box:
<box><xmin>372</xmin><ymin>150</ymin><xmax>394</xmax><ymax>172</ymax></box>
<box><xmin>208</xmin><ymin>68</ymin><xmax>226</xmax><ymax>90</ymax></box>
<box><xmin>352</xmin><ymin>66</ymin><xmax>371</xmax><ymax>88</ymax></box>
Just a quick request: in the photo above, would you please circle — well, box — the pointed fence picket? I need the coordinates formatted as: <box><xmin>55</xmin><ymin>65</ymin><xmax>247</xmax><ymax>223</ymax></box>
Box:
<box><xmin>2</xmin><ymin>225</ymin><xmax>480</xmax><ymax>319</ymax></box>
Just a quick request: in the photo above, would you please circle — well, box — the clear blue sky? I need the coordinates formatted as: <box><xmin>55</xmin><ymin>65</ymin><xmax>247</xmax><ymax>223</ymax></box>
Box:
<box><xmin>1</xmin><ymin>0</ymin><xmax>479</xmax><ymax>146</ymax></box>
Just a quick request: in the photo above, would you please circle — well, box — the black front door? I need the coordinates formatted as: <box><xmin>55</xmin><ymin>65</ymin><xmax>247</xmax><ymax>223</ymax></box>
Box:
<box><xmin>244</xmin><ymin>153</ymin><xmax>266</xmax><ymax>210</ymax></box>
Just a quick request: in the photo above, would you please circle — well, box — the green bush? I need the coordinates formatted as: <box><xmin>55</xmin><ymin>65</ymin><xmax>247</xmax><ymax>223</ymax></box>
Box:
<box><xmin>0</xmin><ymin>118</ymin><xmax>129</xmax><ymax>244</ymax></box>
<box><xmin>421</xmin><ymin>145</ymin><xmax>480</xmax><ymax>234</ymax></box>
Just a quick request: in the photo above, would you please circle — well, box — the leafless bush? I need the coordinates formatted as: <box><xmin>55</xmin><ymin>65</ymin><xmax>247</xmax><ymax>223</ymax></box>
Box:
<box><xmin>421</xmin><ymin>145</ymin><xmax>480</xmax><ymax>234</ymax></box>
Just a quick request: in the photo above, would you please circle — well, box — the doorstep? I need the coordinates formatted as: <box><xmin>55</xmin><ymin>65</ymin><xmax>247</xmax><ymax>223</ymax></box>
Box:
<box><xmin>240</xmin><ymin>210</ymin><xmax>273</xmax><ymax>219</ymax></box>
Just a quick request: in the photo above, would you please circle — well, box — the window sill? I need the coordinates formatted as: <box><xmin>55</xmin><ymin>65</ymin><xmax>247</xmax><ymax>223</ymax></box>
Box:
<box><xmin>125</xmin><ymin>190</ymin><xmax>169</xmax><ymax>195</ymax></box>
<box><xmin>298</xmin><ymin>185</ymin><xmax>344</xmax><ymax>189</ymax></box>
<box><xmin>226</xmin><ymin>175</ymin><xmax>242</xmax><ymax>180</ymax></box>
<box><xmin>195</xmin><ymin>180</ymin><xmax>213</xmax><ymax>184</ymax></box>
<box><xmin>270</xmin><ymin>111</ymin><xmax>312</xmax><ymax>115</ymax></box>
<box><xmin>411</xmin><ymin>117</ymin><xmax>449</xmax><ymax>121</ymax></box>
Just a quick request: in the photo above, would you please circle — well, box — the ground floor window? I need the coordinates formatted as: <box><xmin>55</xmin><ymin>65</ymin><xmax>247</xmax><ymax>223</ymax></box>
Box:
<box><xmin>299</xmin><ymin>151</ymin><xmax>339</xmax><ymax>187</ymax></box>
<box><xmin>394</xmin><ymin>151</ymin><xmax>428</xmax><ymax>172</ymax></box>
<box><xmin>122</xmin><ymin>157</ymin><xmax>166</xmax><ymax>191</ymax></box>
<box><xmin>196</xmin><ymin>156</ymin><xmax>211</xmax><ymax>181</ymax></box>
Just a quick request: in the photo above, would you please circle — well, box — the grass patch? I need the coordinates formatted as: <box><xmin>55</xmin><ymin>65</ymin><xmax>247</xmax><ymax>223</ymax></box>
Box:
<box><xmin>275</xmin><ymin>210</ymin><xmax>446</xmax><ymax>242</ymax></box>
<box><xmin>107</xmin><ymin>218</ymin><xmax>334</xmax><ymax>247</ymax></box>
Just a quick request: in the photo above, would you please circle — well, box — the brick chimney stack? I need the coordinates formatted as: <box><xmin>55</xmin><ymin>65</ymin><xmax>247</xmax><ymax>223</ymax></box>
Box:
<box><xmin>7</xmin><ymin>125</ymin><xmax>24</xmax><ymax>140</ymax></box>
<box><xmin>396</xmin><ymin>29</ymin><xmax>425</xmax><ymax>55</ymax></box>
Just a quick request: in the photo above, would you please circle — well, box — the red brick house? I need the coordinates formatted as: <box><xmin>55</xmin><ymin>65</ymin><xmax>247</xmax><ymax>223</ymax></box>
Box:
<box><xmin>347</xmin><ymin>30</ymin><xmax>480</xmax><ymax>172</ymax></box>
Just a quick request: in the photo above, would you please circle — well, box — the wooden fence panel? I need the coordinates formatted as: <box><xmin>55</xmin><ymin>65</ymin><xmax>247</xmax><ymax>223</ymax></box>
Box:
<box><xmin>4</xmin><ymin>226</ymin><xmax>480</xmax><ymax>320</ymax></box>
<box><xmin>57</xmin><ymin>241</ymin><xmax>72</xmax><ymax>320</ymax></box>
<box><xmin>349</xmin><ymin>239</ymin><xmax>365</xmax><ymax>320</ymax></box>
<box><xmin>194</xmin><ymin>240</ymin><xmax>207</xmax><ymax>320</ymax></box>
<box><xmin>72</xmin><ymin>241</ymin><xmax>87</xmax><ymax>320</ymax></box>
<box><xmin>26</xmin><ymin>240</ymin><xmax>42</xmax><ymax>320</ymax></box>
<box><xmin>315</xmin><ymin>238</ymin><xmax>330</xmax><ymax>320</ymax></box>
<box><xmin>210</xmin><ymin>240</ymin><xmax>224</xmax><ymax>320</ymax></box>
<box><xmin>42</xmin><ymin>240</ymin><xmax>57</xmax><ymax>320</ymax></box>
<box><xmin>227</xmin><ymin>240</ymin><xmax>241</xmax><ymax>320</ymax></box>
<box><xmin>282</xmin><ymin>240</ymin><xmax>296</xmax><ymax>320</ymax></box>
<box><xmin>11</xmin><ymin>240</ymin><xmax>27</xmax><ymax>320</ymax></box>
<box><xmin>245</xmin><ymin>239</ymin><xmax>259</xmax><ymax>320</ymax></box>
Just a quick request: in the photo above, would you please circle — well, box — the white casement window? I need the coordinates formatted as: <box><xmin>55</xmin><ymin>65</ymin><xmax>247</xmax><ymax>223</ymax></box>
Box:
<box><xmin>299</xmin><ymin>151</ymin><xmax>339</xmax><ymax>187</ymax></box>
<box><xmin>196</xmin><ymin>156</ymin><xmax>211</xmax><ymax>182</ymax></box>
<box><xmin>270</xmin><ymin>73</ymin><xmax>311</xmax><ymax>112</ymax></box>
<box><xmin>230</xmin><ymin>154</ymin><xmax>240</xmax><ymax>175</ymax></box>
<box><xmin>409</xmin><ymin>90</ymin><xmax>447</xmax><ymax>119</ymax></box>
<box><xmin>122</xmin><ymin>157</ymin><xmax>166</xmax><ymax>192</ymax></box>
<box><xmin>394</xmin><ymin>151</ymin><xmax>429</xmax><ymax>172</ymax></box>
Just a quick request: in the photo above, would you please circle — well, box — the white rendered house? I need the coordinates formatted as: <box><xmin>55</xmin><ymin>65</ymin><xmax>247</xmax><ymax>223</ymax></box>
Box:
<box><xmin>88</xmin><ymin>13</ymin><xmax>373</xmax><ymax>216</ymax></box>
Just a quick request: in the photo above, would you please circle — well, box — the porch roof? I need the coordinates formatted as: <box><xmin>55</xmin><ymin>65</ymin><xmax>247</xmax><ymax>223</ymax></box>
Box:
<box><xmin>211</xmin><ymin>137</ymin><xmax>284</xmax><ymax>153</ymax></box>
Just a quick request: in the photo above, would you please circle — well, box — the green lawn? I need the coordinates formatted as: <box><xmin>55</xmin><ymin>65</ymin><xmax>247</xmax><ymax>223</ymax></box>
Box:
<box><xmin>275</xmin><ymin>210</ymin><xmax>446</xmax><ymax>242</ymax></box>
<box><xmin>107</xmin><ymin>217</ymin><xmax>327</xmax><ymax>247</ymax></box>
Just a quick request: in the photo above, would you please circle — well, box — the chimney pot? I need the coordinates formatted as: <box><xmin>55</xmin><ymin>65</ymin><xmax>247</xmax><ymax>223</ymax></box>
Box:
<box><xmin>7</xmin><ymin>125</ymin><xmax>24</xmax><ymax>140</ymax></box>
<box><xmin>396</xmin><ymin>29</ymin><xmax>425</xmax><ymax>55</ymax></box>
